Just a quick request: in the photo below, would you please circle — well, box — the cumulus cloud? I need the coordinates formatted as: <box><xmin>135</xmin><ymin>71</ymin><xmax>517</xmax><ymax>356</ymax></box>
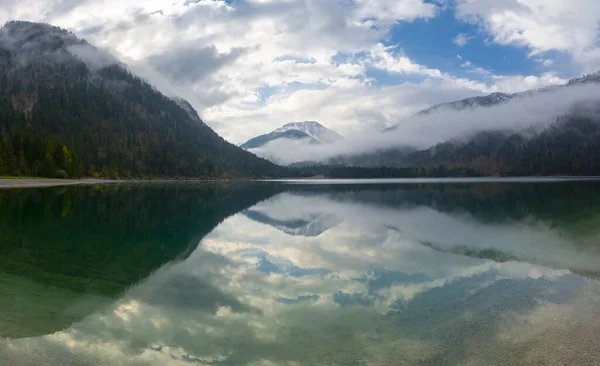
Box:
<box><xmin>534</xmin><ymin>57</ymin><xmax>555</xmax><ymax>67</ymax></box>
<box><xmin>147</xmin><ymin>44</ymin><xmax>247</xmax><ymax>83</ymax></box>
<box><xmin>456</xmin><ymin>0</ymin><xmax>600</xmax><ymax>71</ymax></box>
<box><xmin>453</xmin><ymin>32</ymin><xmax>472</xmax><ymax>47</ymax></box>
<box><xmin>367</xmin><ymin>43</ymin><xmax>444</xmax><ymax>77</ymax></box>
<box><xmin>491</xmin><ymin>72</ymin><xmax>566</xmax><ymax>93</ymax></box>
<box><xmin>0</xmin><ymin>0</ymin><xmax>577</xmax><ymax>144</ymax></box>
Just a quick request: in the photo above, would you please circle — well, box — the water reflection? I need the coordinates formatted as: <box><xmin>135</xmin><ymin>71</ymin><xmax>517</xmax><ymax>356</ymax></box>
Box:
<box><xmin>0</xmin><ymin>183</ymin><xmax>282</xmax><ymax>338</ymax></box>
<box><xmin>2</xmin><ymin>181</ymin><xmax>600</xmax><ymax>365</ymax></box>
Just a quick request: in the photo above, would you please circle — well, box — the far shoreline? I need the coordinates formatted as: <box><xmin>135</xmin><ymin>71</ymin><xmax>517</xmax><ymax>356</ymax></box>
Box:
<box><xmin>2</xmin><ymin>175</ymin><xmax>600</xmax><ymax>189</ymax></box>
<box><xmin>0</xmin><ymin>177</ymin><xmax>264</xmax><ymax>189</ymax></box>
<box><xmin>0</xmin><ymin>178</ymin><xmax>114</xmax><ymax>189</ymax></box>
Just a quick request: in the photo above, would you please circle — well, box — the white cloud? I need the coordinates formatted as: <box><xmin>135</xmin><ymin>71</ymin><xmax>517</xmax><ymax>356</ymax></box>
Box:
<box><xmin>367</xmin><ymin>43</ymin><xmax>444</xmax><ymax>78</ymax></box>
<box><xmin>460</xmin><ymin>59</ymin><xmax>493</xmax><ymax>76</ymax></box>
<box><xmin>354</xmin><ymin>0</ymin><xmax>438</xmax><ymax>25</ymax></box>
<box><xmin>0</xmin><ymin>0</ymin><xmax>578</xmax><ymax>144</ymax></box>
<box><xmin>456</xmin><ymin>0</ymin><xmax>600</xmax><ymax>71</ymax></box>
<box><xmin>453</xmin><ymin>32</ymin><xmax>472</xmax><ymax>47</ymax></box>
<box><xmin>491</xmin><ymin>72</ymin><xmax>566</xmax><ymax>93</ymax></box>
<box><xmin>534</xmin><ymin>58</ymin><xmax>555</xmax><ymax>67</ymax></box>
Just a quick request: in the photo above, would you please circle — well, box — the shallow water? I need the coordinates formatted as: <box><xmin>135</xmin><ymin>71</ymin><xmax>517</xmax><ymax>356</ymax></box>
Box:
<box><xmin>1</xmin><ymin>180</ymin><xmax>600</xmax><ymax>365</ymax></box>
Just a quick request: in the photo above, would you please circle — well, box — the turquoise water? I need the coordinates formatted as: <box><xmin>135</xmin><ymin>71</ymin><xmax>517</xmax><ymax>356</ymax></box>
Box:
<box><xmin>1</xmin><ymin>181</ymin><xmax>600</xmax><ymax>365</ymax></box>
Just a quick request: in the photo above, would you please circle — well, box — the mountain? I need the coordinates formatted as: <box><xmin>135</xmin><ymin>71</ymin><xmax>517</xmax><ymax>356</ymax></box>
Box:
<box><xmin>240</xmin><ymin>121</ymin><xmax>343</xmax><ymax>150</ymax></box>
<box><xmin>384</xmin><ymin>94</ymin><xmax>515</xmax><ymax>133</ymax></box>
<box><xmin>273</xmin><ymin>121</ymin><xmax>344</xmax><ymax>143</ymax></box>
<box><xmin>388</xmin><ymin>72</ymin><xmax>600</xmax><ymax>132</ymax></box>
<box><xmin>401</xmin><ymin>109</ymin><xmax>600</xmax><ymax>176</ymax></box>
<box><xmin>0</xmin><ymin>21</ymin><xmax>285</xmax><ymax>179</ymax></box>
<box><xmin>333</xmin><ymin>72</ymin><xmax>600</xmax><ymax>175</ymax></box>
<box><xmin>241</xmin><ymin>129</ymin><xmax>319</xmax><ymax>150</ymax></box>
<box><xmin>419</xmin><ymin>92</ymin><xmax>514</xmax><ymax>114</ymax></box>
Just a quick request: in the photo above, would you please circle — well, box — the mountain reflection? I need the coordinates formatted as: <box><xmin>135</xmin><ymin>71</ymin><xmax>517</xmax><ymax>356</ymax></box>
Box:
<box><xmin>243</xmin><ymin>208</ymin><xmax>342</xmax><ymax>237</ymax></box>
<box><xmin>0</xmin><ymin>183</ymin><xmax>282</xmax><ymax>338</ymax></box>
<box><xmin>2</xmin><ymin>181</ymin><xmax>600</xmax><ymax>365</ymax></box>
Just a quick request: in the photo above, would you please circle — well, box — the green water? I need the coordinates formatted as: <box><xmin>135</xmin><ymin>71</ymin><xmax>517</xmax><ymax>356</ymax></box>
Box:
<box><xmin>1</xmin><ymin>180</ymin><xmax>600</xmax><ymax>365</ymax></box>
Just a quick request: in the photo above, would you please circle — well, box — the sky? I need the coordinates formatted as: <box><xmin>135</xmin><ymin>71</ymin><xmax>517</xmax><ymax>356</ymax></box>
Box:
<box><xmin>1</xmin><ymin>0</ymin><xmax>600</xmax><ymax>143</ymax></box>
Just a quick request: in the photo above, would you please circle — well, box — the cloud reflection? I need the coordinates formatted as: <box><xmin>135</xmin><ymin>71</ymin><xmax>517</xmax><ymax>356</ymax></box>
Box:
<box><xmin>3</xmin><ymin>183</ymin><xmax>600</xmax><ymax>365</ymax></box>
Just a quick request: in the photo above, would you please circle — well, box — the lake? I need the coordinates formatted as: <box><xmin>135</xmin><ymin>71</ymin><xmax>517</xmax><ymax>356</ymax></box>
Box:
<box><xmin>1</xmin><ymin>179</ymin><xmax>600</xmax><ymax>365</ymax></box>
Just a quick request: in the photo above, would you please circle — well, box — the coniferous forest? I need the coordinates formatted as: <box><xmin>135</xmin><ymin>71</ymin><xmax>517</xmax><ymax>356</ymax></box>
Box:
<box><xmin>0</xmin><ymin>21</ymin><xmax>285</xmax><ymax>179</ymax></box>
<box><xmin>327</xmin><ymin>102</ymin><xmax>600</xmax><ymax>177</ymax></box>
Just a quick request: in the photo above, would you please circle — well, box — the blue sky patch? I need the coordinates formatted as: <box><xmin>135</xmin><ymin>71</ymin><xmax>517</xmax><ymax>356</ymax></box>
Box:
<box><xmin>387</xmin><ymin>8</ymin><xmax>546</xmax><ymax>79</ymax></box>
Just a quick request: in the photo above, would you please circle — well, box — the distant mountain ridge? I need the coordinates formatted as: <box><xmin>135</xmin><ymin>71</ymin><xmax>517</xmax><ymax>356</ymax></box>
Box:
<box><xmin>241</xmin><ymin>121</ymin><xmax>343</xmax><ymax>150</ymax></box>
<box><xmin>384</xmin><ymin>93</ymin><xmax>517</xmax><ymax>133</ymax></box>
<box><xmin>387</xmin><ymin>72</ymin><xmax>600</xmax><ymax>132</ymax></box>
<box><xmin>418</xmin><ymin>92</ymin><xmax>514</xmax><ymax>115</ymax></box>
<box><xmin>336</xmin><ymin>72</ymin><xmax>600</xmax><ymax>175</ymax></box>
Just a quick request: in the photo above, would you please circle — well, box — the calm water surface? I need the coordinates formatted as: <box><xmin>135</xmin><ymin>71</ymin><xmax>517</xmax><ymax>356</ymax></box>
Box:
<box><xmin>1</xmin><ymin>180</ymin><xmax>600</xmax><ymax>365</ymax></box>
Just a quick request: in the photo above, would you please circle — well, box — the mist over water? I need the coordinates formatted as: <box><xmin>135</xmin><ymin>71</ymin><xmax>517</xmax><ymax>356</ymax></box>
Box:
<box><xmin>1</xmin><ymin>180</ymin><xmax>600</xmax><ymax>365</ymax></box>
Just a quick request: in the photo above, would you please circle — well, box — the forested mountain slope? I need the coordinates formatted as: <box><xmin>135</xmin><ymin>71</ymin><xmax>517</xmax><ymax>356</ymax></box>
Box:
<box><xmin>336</xmin><ymin>74</ymin><xmax>600</xmax><ymax>176</ymax></box>
<box><xmin>402</xmin><ymin>107</ymin><xmax>600</xmax><ymax>176</ymax></box>
<box><xmin>0</xmin><ymin>21</ymin><xmax>283</xmax><ymax>178</ymax></box>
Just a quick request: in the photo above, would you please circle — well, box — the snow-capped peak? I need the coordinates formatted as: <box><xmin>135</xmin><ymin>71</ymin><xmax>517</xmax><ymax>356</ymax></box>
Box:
<box><xmin>272</xmin><ymin>121</ymin><xmax>343</xmax><ymax>144</ymax></box>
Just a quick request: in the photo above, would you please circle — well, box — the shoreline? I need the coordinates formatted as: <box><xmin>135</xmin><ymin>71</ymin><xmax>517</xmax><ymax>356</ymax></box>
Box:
<box><xmin>0</xmin><ymin>178</ymin><xmax>111</xmax><ymax>189</ymax></box>
<box><xmin>0</xmin><ymin>177</ymin><xmax>257</xmax><ymax>189</ymax></box>
<box><xmin>2</xmin><ymin>175</ymin><xmax>600</xmax><ymax>189</ymax></box>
